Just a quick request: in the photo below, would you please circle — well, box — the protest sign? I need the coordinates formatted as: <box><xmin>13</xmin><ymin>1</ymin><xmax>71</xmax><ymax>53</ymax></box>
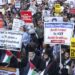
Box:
<box><xmin>15</xmin><ymin>0</ymin><xmax>21</xmax><ymax>8</ymax></box>
<box><xmin>42</xmin><ymin>10</ymin><xmax>51</xmax><ymax>18</ymax></box>
<box><xmin>65</xmin><ymin>0</ymin><xmax>75</xmax><ymax>7</ymax></box>
<box><xmin>70</xmin><ymin>38</ymin><xmax>75</xmax><ymax>59</ymax></box>
<box><xmin>0</xmin><ymin>19</ymin><xmax>4</xmax><ymax>28</ymax></box>
<box><xmin>0</xmin><ymin>30</ymin><xmax>23</xmax><ymax>51</ymax></box>
<box><xmin>8</xmin><ymin>0</ymin><xmax>15</xmax><ymax>4</ymax></box>
<box><xmin>12</xmin><ymin>19</ymin><xmax>24</xmax><ymax>31</ymax></box>
<box><xmin>0</xmin><ymin>66</ymin><xmax>19</xmax><ymax>75</ymax></box>
<box><xmin>70</xmin><ymin>8</ymin><xmax>75</xmax><ymax>15</ymax></box>
<box><xmin>28</xmin><ymin>6</ymin><xmax>37</xmax><ymax>15</ymax></box>
<box><xmin>0</xmin><ymin>0</ymin><xmax>6</xmax><ymax>5</ymax></box>
<box><xmin>54</xmin><ymin>4</ymin><xmax>61</xmax><ymax>14</ymax></box>
<box><xmin>36</xmin><ymin>0</ymin><xmax>42</xmax><ymax>4</ymax></box>
<box><xmin>44</xmin><ymin>22</ymin><xmax>74</xmax><ymax>45</ymax></box>
<box><xmin>44</xmin><ymin>17</ymin><xmax>63</xmax><ymax>22</ymax></box>
<box><xmin>0</xmin><ymin>0</ymin><xmax>3</xmax><ymax>5</ymax></box>
<box><xmin>20</xmin><ymin>10</ymin><xmax>32</xmax><ymax>23</ymax></box>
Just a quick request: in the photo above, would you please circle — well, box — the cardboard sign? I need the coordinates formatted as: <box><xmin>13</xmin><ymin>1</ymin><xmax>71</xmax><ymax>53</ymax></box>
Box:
<box><xmin>70</xmin><ymin>38</ymin><xmax>75</xmax><ymax>59</ymax></box>
<box><xmin>0</xmin><ymin>30</ymin><xmax>23</xmax><ymax>51</ymax></box>
<box><xmin>20</xmin><ymin>10</ymin><xmax>32</xmax><ymax>23</ymax></box>
<box><xmin>54</xmin><ymin>4</ymin><xmax>61</xmax><ymax>13</ymax></box>
<box><xmin>0</xmin><ymin>66</ymin><xmax>19</xmax><ymax>75</ymax></box>
<box><xmin>44</xmin><ymin>22</ymin><xmax>74</xmax><ymax>45</ymax></box>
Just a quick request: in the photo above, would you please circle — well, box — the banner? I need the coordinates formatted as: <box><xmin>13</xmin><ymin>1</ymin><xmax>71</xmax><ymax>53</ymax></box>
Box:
<box><xmin>43</xmin><ymin>17</ymin><xmax>63</xmax><ymax>22</ymax></box>
<box><xmin>0</xmin><ymin>30</ymin><xmax>23</xmax><ymax>51</ymax></box>
<box><xmin>12</xmin><ymin>19</ymin><xmax>24</xmax><ymax>31</ymax></box>
<box><xmin>44</xmin><ymin>22</ymin><xmax>74</xmax><ymax>45</ymax></box>
<box><xmin>70</xmin><ymin>38</ymin><xmax>75</xmax><ymax>59</ymax></box>
<box><xmin>0</xmin><ymin>66</ymin><xmax>19</xmax><ymax>75</ymax></box>
<box><xmin>20</xmin><ymin>10</ymin><xmax>32</xmax><ymax>23</ymax></box>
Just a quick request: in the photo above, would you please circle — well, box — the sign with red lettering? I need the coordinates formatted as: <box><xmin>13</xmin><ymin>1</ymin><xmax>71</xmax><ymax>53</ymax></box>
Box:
<box><xmin>70</xmin><ymin>8</ymin><xmax>75</xmax><ymax>14</ymax></box>
<box><xmin>44</xmin><ymin>22</ymin><xmax>74</xmax><ymax>45</ymax></box>
<box><xmin>20</xmin><ymin>10</ymin><xmax>32</xmax><ymax>23</ymax></box>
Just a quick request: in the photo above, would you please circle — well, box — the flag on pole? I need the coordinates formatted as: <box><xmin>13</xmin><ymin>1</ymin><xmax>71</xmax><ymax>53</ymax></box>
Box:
<box><xmin>2</xmin><ymin>50</ymin><xmax>13</xmax><ymax>63</ymax></box>
<box><xmin>27</xmin><ymin>61</ymin><xmax>38</xmax><ymax>75</ymax></box>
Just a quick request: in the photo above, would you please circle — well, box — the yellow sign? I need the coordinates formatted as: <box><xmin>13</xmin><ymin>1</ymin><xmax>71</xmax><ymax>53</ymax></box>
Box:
<box><xmin>70</xmin><ymin>38</ymin><xmax>75</xmax><ymax>59</ymax></box>
<box><xmin>54</xmin><ymin>4</ymin><xmax>61</xmax><ymax>13</ymax></box>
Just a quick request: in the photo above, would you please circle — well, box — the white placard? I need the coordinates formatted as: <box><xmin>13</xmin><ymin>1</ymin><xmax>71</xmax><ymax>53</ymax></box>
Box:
<box><xmin>0</xmin><ymin>30</ymin><xmax>23</xmax><ymax>51</ymax></box>
<box><xmin>44</xmin><ymin>22</ymin><xmax>74</xmax><ymax>45</ymax></box>
<box><xmin>0</xmin><ymin>0</ymin><xmax>3</xmax><ymax>5</ymax></box>
<box><xmin>28</xmin><ymin>6</ymin><xmax>37</xmax><ymax>15</ymax></box>
<box><xmin>12</xmin><ymin>19</ymin><xmax>24</xmax><ymax>31</ymax></box>
<box><xmin>15</xmin><ymin>1</ymin><xmax>20</xmax><ymax>8</ymax></box>
<box><xmin>0</xmin><ymin>0</ymin><xmax>6</xmax><ymax>5</ymax></box>
<box><xmin>36</xmin><ymin>0</ymin><xmax>42</xmax><ymax>4</ymax></box>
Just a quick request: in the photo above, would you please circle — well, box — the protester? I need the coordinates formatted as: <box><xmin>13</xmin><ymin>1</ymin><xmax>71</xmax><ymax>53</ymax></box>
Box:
<box><xmin>0</xmin><ymin>0</ymin><xmax>75</xmax><ymax>75</ymax></box>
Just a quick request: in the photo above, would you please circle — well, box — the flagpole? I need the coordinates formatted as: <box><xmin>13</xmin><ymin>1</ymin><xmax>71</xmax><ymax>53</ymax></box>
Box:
<box><xmin>60</xmin><ymin>44</ymin><xmax>62</xmax><ymax>74</ymax></box>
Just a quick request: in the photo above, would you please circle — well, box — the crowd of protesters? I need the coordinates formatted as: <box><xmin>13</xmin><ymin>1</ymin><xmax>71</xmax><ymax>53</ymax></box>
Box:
<box><xmin>0</xmin><ymin>0</ymin><xmax>75</xmax><ymax>75</ymax></box>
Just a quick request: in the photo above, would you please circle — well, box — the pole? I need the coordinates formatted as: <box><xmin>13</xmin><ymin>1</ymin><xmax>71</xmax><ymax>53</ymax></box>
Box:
<box><xmin>59</xmin><ymin>44</ymin><xmax>62</xmax><ymax>74</ymax></box>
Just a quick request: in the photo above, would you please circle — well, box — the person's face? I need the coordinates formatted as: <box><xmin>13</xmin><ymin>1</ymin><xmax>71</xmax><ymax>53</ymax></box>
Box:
<box><xmin>20</xmin><ymin>26</ymin><xmax>24</xmax><ymax>31</ymax></box>
<box><xmin>61</xmin><ymin>49</ymin><xmax>65</xmax><ymax>54</ymax></box>
<box><xmin>43</xmin><ymin>53</ymin><xmax>49</xmax><ymax>60</ymax></box>
<box><xmin>28</xmin><ymin>52</ymin><xmax>35</xmax><ymax>61</ymax></box>
<box><xmin>37</xmin><ymin>20</ymin><xmax>43</xmax><ymax>27</ymax></box>
<box><xmin>64</xmin><ymin>52</ymin><xmax>70</xmax><ymax>59</ymax></box>
<box><xmin>63</xmin><ymin>16</ymin><xmax>68</xmax><ymax>22</ymax></box>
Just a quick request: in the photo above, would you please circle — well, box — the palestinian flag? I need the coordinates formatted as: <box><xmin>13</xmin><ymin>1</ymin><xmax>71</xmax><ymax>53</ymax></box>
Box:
<box><xmin>28</xmin><ymin>61</ymin><xmax>38</xmax><ymax>75</ymax></box>
<box><xmin>2</xmin><ymin>50</ymin><xmax>13</xmax><ymax>63</ymax></box>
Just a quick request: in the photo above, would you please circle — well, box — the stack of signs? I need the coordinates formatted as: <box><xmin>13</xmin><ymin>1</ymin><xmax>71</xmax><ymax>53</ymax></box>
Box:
<box><xmin>70</xmin><ymin>38</ymin><xmax>75</xmax><ymax>59</ymax></box>
<box><xmin>0</xmin><ymin>30</ymin><xmax>23</xmax><ymax>51</ymax></box>
<box><xmin>44</xmin><ymin>22</ymin><xmax>74</xmax><ymax>45</ymax></box>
